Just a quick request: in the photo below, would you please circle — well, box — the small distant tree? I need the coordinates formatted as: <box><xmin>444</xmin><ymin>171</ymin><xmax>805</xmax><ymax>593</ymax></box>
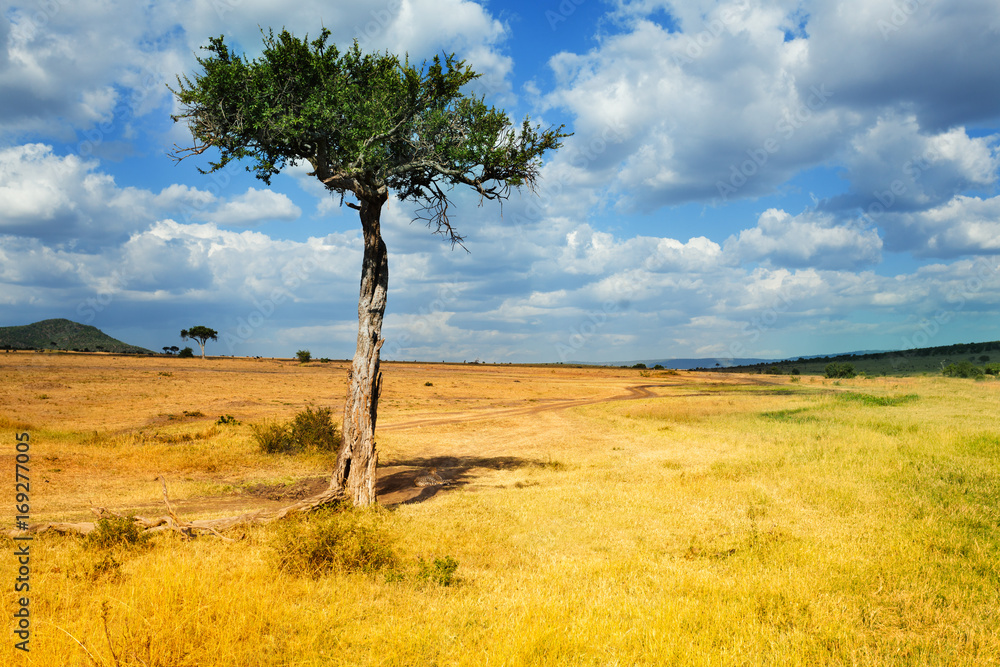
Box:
<box><xmin>178</xmin><ymin>347</ymin><xmax>195</xmax><ymax>358</ymax></box>
<box><xmin>942</xmin><ymin>361</ymin><xmax>984</xmax><ymax>378</ymax></box>
<box><xmin>296</xmin><ymin>350</ymin><xmax>312</xmax><ymax>363</ymax></box>
<box><xmin>825</xmin><ymin>362</ymin><xmax>856</xmax><ymax>379</ymax></box>
<box><xmin>180</xmin><ymin>326</ymin><xmax>218</xmax><ymax>359</ymax></box>
<box><xmin>170</xmin><ymin>346</ymin><xmax>180</xmax><ymax>354</ymax></box>
<box><xmin>162</xmin><ymin>346</ymin><xmax>172</xmax><ymax>355</ymax></box>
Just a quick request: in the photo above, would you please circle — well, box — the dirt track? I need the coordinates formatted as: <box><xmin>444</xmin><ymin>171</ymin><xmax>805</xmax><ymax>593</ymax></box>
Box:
<box><xmin>380</xmin><ymin>383</ymin><xmax>661</xmax><ymax>432</ymax></box>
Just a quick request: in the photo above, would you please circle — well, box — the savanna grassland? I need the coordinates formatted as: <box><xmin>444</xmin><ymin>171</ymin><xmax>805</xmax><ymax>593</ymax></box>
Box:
<box><xmin>2</xmin><ymin>352</ymin><xmax>999</xmax><ymax>665</ymax></box>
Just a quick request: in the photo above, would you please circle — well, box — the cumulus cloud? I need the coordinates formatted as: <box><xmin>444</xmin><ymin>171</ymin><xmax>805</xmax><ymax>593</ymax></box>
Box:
<box><xmin>1</xmin><ymin>0</ymin><xmax>515</xmax><ymax>144</ymax></box>
<box><xmin>209</xmin><ymin>188</ymin><xmax>302</xmax><ymax>226</ymax></box>
<box><xmin>543</xmin><ymin>4</ymin><xmax>844</xmax><ymax>209</ymax></box>
<box><xmin>0</xmin><ymin>143</ymin><xmax>157</xmax><ymax>246</ymax></box>
<box><xmin>725</xmin><ymin>208</ymin><xmax>883</xmax><ymax>269</ymax></box>
<box><xmin>821</xmin><ymin>115</ymin><xmax>999</xmax><ymax>215</ymax></box>
<box><xmin>882</xmin><ymin>196</ymin><xmax>1000</xmax><ymax>258</ymax></box>
<box><xmin>800</xmin><ymin>0</ymin><xmax>1000</xmax><ymax>131</ymax></box>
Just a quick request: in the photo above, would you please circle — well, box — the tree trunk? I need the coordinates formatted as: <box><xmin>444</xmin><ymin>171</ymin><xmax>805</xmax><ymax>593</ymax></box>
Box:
<box><xmin>333</xmin><ymin>190</ymin><xmax>389</xmax><ymax>505</ymax></box>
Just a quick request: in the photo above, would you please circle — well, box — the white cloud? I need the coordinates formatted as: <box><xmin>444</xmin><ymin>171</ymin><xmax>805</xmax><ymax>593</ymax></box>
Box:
<box><xmin>887</xmin><ymin>196</ymin><xmax>1000</xmax><ymax>258</ymax></box>
<box><xmin>822</xmin><ymin>115</ymin><xmax>999</xmax><ymax>215</ymax></box>
<box><xmin>725</xmin><ymin>208</ymin><xmax>883</xmax><ymax>269</ymax></box>
<box><xmin>543</xmin><ymin>7</ymin><xmax>844</xmax><ymax>209</ymax></box>
<box><xmin>210</xmin><ymin>188</ymin><xmax>301</xmax><ymax>226</ymax></box>
<box><xmin>800</xmin><ymin>0</ymin><xmax>1000</xmax><ymax>131</ymax></box>
<box><xmin>1</xmin><ymin>0</ymin><xmax>516</xmax><ymax>143</ymax></box>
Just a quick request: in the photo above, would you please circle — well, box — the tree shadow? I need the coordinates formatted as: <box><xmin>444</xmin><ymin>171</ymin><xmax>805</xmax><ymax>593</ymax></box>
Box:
<box><xmin>376</xmin><ymin>455</ymin><xmax>562</xmax><ymax>506</ymax></box>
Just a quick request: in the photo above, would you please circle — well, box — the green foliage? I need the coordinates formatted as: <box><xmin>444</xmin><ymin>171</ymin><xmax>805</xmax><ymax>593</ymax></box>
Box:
<box><xmin>251</xmin><ymin>420</ymin><xmax>294</xmax><ymax>454</ymax></box>
<box><xmin>985</xmin><ymin>363</ymin><xmax>1000</xmax><ymax>375</ymax></box>
<box><xmin>632</xmin><ymin>363</ymin><xmax>647</xmax><ymax>369</ymax></box>
<box><xmin>178</xmin><ymin>347</ymin><xmax>195</xmax><ymax>358</ymax></box>
<box><xmin>290</xmin><ymin>406</ymin><xmax>341</xmax><ymax>452</ymax></box>
<box><xmin>836</xmin><ymin>392</ymin><xmax>920</xmax><ymax>407</ymax></box>
<box><xmin>216</xmin><ymin>414</ymin><xmax>240</xmax><ymax>425</ymax></box>
<box><xmin>170</xmin><ymin>29</ymin><xmax>568</xmax><ymax>242</ymax></box>
<box><xmin>296</xmin><ymin>349</ymin><xmax>312</xmax><ymax>363</ymax></box>
<box><xmin>417</xmin><ymin>555</ymin><xmax>459</xmax><ymax>586</ymax></box>
<box><xmin>271</xmin><ymin>506</ymin><xmax>397</xmax><ymax>578</ymax></box>
<box><xmin>181</xmin><ymin>326</ymin><xmax>218</xmax><ymax>357</ymax></box>
<box><xmin>653</xmin><ymin>364</ymin><xmax>665</xmax><ymax>370</ymax></box>
<box><xmin>825</xmin><ymin>362</ymin><xmax>856</xmax><ymax>378</ymax></box>
<box><xmin>760</xmin><ymin>407</ymin><xmax>815</xmax><ymax>422</ymax></box>
<box><xmin>942</xmin><ymin>361</ymin><xmax>985</xmax><ymax>378</ymax></box>
<box><xmin>253</xmin><ymin>406</ymin><xmax>341</xmax><ymax>454</ymax></box>
<box><xmin>84</xmin><ymin>515</ymin><xmax>151</xmax><ymax>551</ymax></box>
<box><xmin>424</xmin><ymin>381</ymin><xmax>433</xmax><ymax>386</ymax></box>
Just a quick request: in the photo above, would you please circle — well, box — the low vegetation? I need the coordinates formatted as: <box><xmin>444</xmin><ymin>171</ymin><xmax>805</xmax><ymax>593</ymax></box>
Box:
<box><xmin>942</xmin><ymin>360</ymin><xmax>986</xmax><ymax>378</ymax></box>
<box><xmin>271</xmin><ymin>504</ymin><xmax>398</xmax><ymax>578</ymax></box>
<box><xmin>824</xmin><ymin>361</ymin><xmax>856</xmax><ymax>378</ymax></box>
<box><xmin>251</xmin><ymin>405</ymin><xmax>341</xmax><ymax>454</ymax></box>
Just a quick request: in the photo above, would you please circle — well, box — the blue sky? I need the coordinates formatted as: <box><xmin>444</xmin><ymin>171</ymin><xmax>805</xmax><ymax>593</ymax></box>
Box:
<box><xmin>1</xmin><ymin>0</ymin><xmax>999</xmax><ymax>363</ymax></box>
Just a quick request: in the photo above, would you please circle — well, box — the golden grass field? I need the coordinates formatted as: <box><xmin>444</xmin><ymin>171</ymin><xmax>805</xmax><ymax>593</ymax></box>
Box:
<box><xmin>2</xmin><ymin>352</ymin><xmax>999</xmax><ymax>665</ymax></box>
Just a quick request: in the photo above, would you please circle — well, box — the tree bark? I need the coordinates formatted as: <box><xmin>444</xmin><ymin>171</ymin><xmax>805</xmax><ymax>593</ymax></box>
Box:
<box><xmin>334</xmin><ymin>189</ymin><xmax>389</xmax><ymax>505</ymax></box>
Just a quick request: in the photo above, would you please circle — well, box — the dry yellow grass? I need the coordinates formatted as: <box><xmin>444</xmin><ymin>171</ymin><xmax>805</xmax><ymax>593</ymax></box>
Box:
<box><xmin>1</xmin><ymin>352</ymin><xmax>999</xmax><ymax>665</ymax></box>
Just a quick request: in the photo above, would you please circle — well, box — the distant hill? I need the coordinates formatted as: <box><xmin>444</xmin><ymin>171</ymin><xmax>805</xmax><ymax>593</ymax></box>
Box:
<box><xmin>0</xmin><ymin>319</ymin><xmax>153</xmax><ymax>354</ymax></box>
<box><xmin>703</xmin><ymin>340</ymin><xmax>1000</xmax><ymax>376</ymax></box>
<box><xmin>572</xmin><ymin>357</ymin><xmax>774</xmax><ymax>369</ymax></box>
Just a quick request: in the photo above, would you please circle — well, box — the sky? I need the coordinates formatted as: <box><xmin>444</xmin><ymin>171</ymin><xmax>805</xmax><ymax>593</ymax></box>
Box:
<box><xmin>1</xmin><ymin>0</ymin><xmax>999</xmax><ymax>364</ymax></box>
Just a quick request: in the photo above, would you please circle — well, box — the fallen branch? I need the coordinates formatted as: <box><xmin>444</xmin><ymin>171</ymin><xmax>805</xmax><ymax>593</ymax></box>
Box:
<box><xmin>6</xmin><ymin>478</ymin><xmax>346</xmax><ymax>539</ymax></box>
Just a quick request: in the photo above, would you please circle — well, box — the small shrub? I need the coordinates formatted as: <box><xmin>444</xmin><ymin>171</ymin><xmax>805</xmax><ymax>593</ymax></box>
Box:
<box><xmin>985</xmin><ymin>363</ymin><xmax>1000</xmax><ymax>376</ymax></box>
<box><xmin>272</xmin><ymin>506</ymin><xmax>397</xmax><ymax>578</ymax></box>
<box><xmin>290</xmin><ymin>406</ymin><xmax>341</xmax><ymax>452</ymax></box>
<box><xmin>790</xmin><ymin>368</ymin><xmax>801</xmax><ymax>375</ymax></box>
<box><xmin>183</xmin><ymin>410</ymin><xmax>205</xmax><ymax>417</ymax></box>
<box><xmin>319</xmin><ymin>357</ymin><xmax>332</xmax><ymax>363</ymax></box>
<box><xmin>87</xmin><ymin>553</ymin><xmax>124</xmax><ymax>581</ymax></box>
<box><xmin>424</xmin><ymin>381</ymin><xmax>433</xmax><ymax>386</ymax></box>
<box><xmin>942</xmin><ymin>361</ymin><xmax>984</xmax><ymax>378</ymax></box>
<box><xmin>216</xmin><ymin>414</ymin><xmax>240</xmax><ymax>425</ymax></box>
<box><xmin>178</xmin><ymin>347</ymin><xmax>194</xmax><ymax>358</ymax></box>
<box><xmin>417</xmin><ymin>556</ymin><xmax>459</xmax><ymax>586</ymax></box>
<box><xmin>251</xmin><ymin>420</ymin><xmax>294</xmax><ymax>454</ymax></box>
<box><xmin>255</xmin><ymin>407</ymin><xmax>341</xmax><ymax>454</ymax></box>
<box><xmin>296</xmin><ymin>350</ymin><xmax>312</xmax><ymax>363</ymax></box>
<box><xmin>631</xmin><ymin>363</ymin><xmax>647</xmax><ymax>369</ymax></box>
<box><xmin>653</xmin><ymin>364</ymin><xmax>665</xmax><ymax>370</ymax></box>
<box><xmin>825</xmin><ymin>362</ymin><xmax>856</xmax><ymax>379</ymax></box>
<box><xmin>84</xmin><ymin>515</ymin><xmax>151</xmax><ymax>551</ymax></box>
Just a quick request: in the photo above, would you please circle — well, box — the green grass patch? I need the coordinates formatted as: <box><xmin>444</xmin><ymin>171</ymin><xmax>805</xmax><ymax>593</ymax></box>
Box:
<box><xmin>759</xmin><ymin>407</ymin><xmax>818</xmax><ymax>422</ymax></box>
<box><xmin>835</xmin><ymin>392</ymin><xmax>920</xmax><ymax>407</ymax></box>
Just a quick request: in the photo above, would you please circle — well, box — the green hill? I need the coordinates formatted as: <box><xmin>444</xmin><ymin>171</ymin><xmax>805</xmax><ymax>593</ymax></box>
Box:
<box><xmin>0</xmin><ymin>319</ymin><xmax>153</xmax><ymax>354</ymax></box>
<box><xmin>706</xmin><ymin>340</ymin><xmax>1000</xmax><ymax>376</ymax></box>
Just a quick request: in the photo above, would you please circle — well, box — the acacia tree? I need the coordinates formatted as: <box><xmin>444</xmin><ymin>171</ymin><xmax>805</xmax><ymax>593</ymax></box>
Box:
<box><xmin>180</xmin><ymin>326</ymin><xmax>218</xmax><ymax>359</ymax></box>
<box><xmin>171</xmin><ymin>29</ymin><xmax>567</xmax><ymax>506</ymax></box>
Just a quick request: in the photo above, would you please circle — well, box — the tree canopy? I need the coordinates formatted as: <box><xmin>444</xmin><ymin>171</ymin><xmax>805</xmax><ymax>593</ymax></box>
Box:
<box><xmin>181</xmin><ymin>326</ymin><xmax>218</xmax><ymax>359</ymax></box>
<box><xmin>170</xmin><ymin>28</ymin><xmax>567</xmax><ymax>243</ymax></box>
